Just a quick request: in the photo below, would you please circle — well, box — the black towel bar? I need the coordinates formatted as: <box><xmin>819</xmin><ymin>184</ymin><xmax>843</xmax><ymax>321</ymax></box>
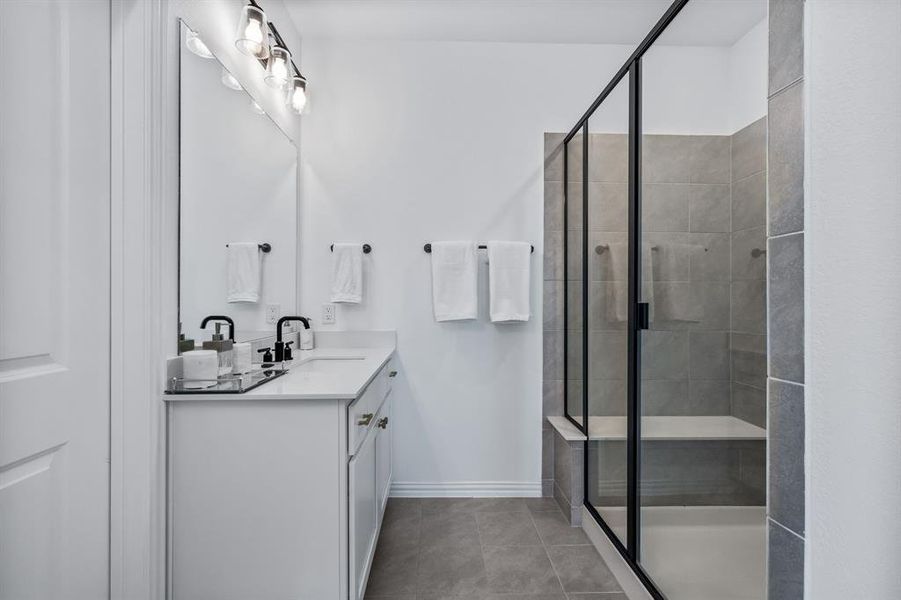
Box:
<box><xmin>330</xmin><ymin>243</ymin><xmax>372</xmax><ymax>254</ymax></box>
<box><xmin>423</xmin><ymin>243</ymin><xmax>534</xmax><ymax>253</ymax></box>
<box><xmin>226</xmin><ymin>242</ymin><xmax>271</xmax><ymax>253</ymax></box>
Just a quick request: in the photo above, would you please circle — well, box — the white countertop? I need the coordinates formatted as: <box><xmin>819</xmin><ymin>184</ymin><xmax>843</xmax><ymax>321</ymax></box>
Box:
<box><xmin>164</xmin><ymin>346</ymin><xmax>395</xmax><ymax>402</ymax></box>
<box><xmin>548</xmin><ymin>415</ymin><xmax>766</xmax><ymax>442</ymax></box>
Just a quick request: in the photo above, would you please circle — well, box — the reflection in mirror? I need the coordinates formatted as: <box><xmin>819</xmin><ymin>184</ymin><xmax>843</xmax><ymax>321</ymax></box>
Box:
<box><xmin>178</xmin><ymin>20</ymin><xmax>297</xmax><ymax>347</ymax></box>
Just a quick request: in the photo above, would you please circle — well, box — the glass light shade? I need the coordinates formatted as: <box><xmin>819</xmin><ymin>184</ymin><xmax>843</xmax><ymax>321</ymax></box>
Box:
<box><xmin>235</xmin><ymin>5</ymin><xmax>269</xmax><ymax>59</ymax></box>
<box><xmin>185</xmin><ymin>28</ymin><xmax>213</xmax><ymax>59</ymax></box>
<box><xmin>220</xmin><ymin>68</ymin><xmax>242</xmax><ymax>91</ymax></box>
<box><xmin>250</xmin><ymin>101</ymin><xmax>265</xmax><ymax>115</ymax></box>
<box><xmin>264</xmin><ymin>46</ymin><xmax>291</xmax><ymax>89</ymax></box>
<box><xmin>286</xmin><ymin>76</ymin><xmax>307</xmax><ymax>114</ymax></box>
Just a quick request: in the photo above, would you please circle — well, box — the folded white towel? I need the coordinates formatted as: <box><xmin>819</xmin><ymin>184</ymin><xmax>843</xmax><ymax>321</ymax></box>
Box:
<box><xmin>431</xmin><ymin>241</ymin><xmax>478</xmax><ymax>322</ymax></box>
<box><xmin>226</xmin><ymin>242</ymin><xmax>262</xmax><ymax>303</ymax></box>
<box><xmin>330</xmin><ymin>243</ymin><xmax>363</xmax><ymax>303</ymax></box>
<box><xmin>487</xmin><ymin>241</ymin><xmax>531</xmax><ymax>322</ymax></box>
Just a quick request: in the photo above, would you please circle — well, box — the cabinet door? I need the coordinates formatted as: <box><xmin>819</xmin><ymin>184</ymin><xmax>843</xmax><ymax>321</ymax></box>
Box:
<box><xmin>348</xmin><ymin>429</ymin><xmax>377</xmax><ymax>600</ymax></box>
<box><xmin>375</xmin><ymin>393</ymin><xmax>393</xmax><ymax>516</ymax></box>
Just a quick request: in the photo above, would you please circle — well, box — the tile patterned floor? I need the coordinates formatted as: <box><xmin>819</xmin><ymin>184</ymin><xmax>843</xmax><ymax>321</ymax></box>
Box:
<box><xmin>364</xmin><ymin>497</ymin><xmax>627</xmax><ymax>600</ymax></box>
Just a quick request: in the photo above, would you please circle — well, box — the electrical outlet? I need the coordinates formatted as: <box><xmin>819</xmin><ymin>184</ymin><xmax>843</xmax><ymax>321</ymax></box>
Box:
<box><xmin>265</xmin><ymin>304</ymin><xmax>280</xmax><ymax>325</ymax></box>
<box><xmin>321</xmin><ymin>303</ymin><xmax>336</xmax><ymax>324</ymax></box>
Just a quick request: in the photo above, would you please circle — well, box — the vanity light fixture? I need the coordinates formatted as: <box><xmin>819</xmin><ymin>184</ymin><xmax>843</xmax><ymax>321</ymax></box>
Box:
<box><xmin>235</xmin><ymin>3</ymin><xmax>270</xmax><ymax>60</ymax></box>
<box><xmin>236</xmin><ymin>1</ymin><xmax>309</xmax><ymax>115</ymax></box>
<box><xmin>185</xmin><ymin>27</ymin><xmax>214</xmax><ymax>59</ymax></box>
<box><xmin>220</xmin><ymin>68</ymin><xmax>243</xmax><ymax>91</ymax></box>
<box><xmin>286</xmin><ymin>75</ymin><xmax>307</xmax><ymax>114</ymax></box>
<box><xmin>264</xmin><ymin>45</ymin><xmax>291</xmax><ymax>89</ymax></box>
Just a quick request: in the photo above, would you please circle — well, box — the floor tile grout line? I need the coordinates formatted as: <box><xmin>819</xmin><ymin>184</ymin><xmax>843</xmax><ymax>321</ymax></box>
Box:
<box><xmin>528</xmin><ymin>508</ymin><xmax>568</xmax><ymax>595</ymax></box>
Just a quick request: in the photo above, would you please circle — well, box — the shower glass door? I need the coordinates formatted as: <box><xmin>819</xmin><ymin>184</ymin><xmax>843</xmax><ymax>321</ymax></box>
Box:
<box><xmin>584</xmin><ymin>76</ymin><xmax>631</xmax><ymax>548</ymax></box>
<box><xmin>636</xmin><ymin>2</ymin><xmax>768</xmax><ymax>597</ymax></box>
<box><xmin>564</xmin><ymin>129</ymin><xmax>585</xmax><ymax>427</ymax></box>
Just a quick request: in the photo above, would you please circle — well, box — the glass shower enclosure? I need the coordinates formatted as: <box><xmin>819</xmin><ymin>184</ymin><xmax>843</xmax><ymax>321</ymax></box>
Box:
<box><xmin>562</xmin><ymin>1</ymin><xmax>768</xmax><ymax>598</ymax></box>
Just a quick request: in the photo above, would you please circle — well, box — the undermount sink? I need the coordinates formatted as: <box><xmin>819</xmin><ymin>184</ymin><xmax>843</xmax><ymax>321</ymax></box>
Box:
<box><xmin>291</xmin><ymin>356</ymin><xmax>365</xmax><ymax>374</ymax></box>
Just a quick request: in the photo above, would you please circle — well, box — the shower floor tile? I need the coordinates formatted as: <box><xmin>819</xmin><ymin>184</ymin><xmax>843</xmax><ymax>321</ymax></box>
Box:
<box><xmin>598</xmin><ymin>505</ymin><xmax>766</xmax><ymax>600</ymax></box>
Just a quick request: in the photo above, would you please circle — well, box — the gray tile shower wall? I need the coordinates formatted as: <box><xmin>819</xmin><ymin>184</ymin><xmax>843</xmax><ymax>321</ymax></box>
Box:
<box><xmin>544</xmin><ymin>125</ymin><xmax>771</xmax><ymax>508</ymax></box>
<box><xmin>767</xmin><ymin>1</ymin><xmax>806</xmax><ymax>597</ymax></box>
<box><xmin>731</xmin><ymin>117</ymin><xmax>768</xmax><ymax>430</ymax></box>
<box><xmin>543</xmin><ymin>132</ymin><xmax>565</xmax><ymax>498</ymax></box>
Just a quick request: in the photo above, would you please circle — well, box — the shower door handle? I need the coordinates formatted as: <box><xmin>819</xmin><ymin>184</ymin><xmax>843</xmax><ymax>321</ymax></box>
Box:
<box><xmin>637</xmin><ymin>302</ymin><xmax>650</xmax><ymax>330</ymax></box>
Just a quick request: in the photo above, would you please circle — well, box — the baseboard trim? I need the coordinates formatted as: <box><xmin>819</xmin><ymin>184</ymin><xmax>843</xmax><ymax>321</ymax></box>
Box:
<box><xmin>390</xmin><ymin>481</ymin><xmax>542</xmax><ymax>498</ymax></box>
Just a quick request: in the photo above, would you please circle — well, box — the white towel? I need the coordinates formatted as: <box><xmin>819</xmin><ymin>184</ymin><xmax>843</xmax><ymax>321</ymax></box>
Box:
<box><xmin>431</xmin><ymin>241</ymin><xmax>478</xmax><ymax>322</ymax></box>
<box><xmin>226</xmin><ymin>242</ymin><xmax>261</xmax><ymax>303</ymax></box>
<box><xmin>330</xmin><ymin>243</ymin><xmax>363</xmax><ymax>303</ymax></box>
<box><xmin>487</xmin><ymin>241</ymin><xmax>531</xmax><ymax>322</ymax></box>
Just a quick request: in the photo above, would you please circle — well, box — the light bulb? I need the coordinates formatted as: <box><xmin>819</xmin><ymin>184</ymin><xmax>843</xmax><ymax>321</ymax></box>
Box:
<box><xmin>286</xmin><ymin>76</ymin><xmax>307</xmax><ymax>114</ymax></box>
<box><xmin>250</xmin><ymin>101</ymin><xmax>265</xmax><ymax>115</ymax></box>
<box><xmin>185</xmin><ymin>28</ymin><xmax>213</xmax><ymax>59</ymax></box>
<box><xmin>264</xmin><ymin>46</ymin><xmax>291</xmax><ymax>89</ymax></box>
<box><xmin>235</xmin><ymin>5</ymin><xmax>269</xmax><ymax>60</ymax></box>
<box><xmin>220</xmin><ymin>68</ymin><xmax>242</xmax><ymax>91</ymax></box>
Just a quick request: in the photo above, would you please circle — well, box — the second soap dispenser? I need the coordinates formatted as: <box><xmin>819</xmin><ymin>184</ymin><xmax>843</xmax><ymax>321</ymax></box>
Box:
<box><xmin>200</xmin><ymin>316</ymin><xmax>235</xmax><ymax>377</ymax></box>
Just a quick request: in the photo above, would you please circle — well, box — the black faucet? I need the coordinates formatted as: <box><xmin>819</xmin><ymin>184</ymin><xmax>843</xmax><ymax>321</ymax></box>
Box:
<box><xmin>200</xmin><ymin>315</ymin><xmax>235</xmax><ymax>341</ymax></box>
<box><xmin>275</xmin><ymin>316</ymin><xmax>310</xmax><ymax>362</ymax></box>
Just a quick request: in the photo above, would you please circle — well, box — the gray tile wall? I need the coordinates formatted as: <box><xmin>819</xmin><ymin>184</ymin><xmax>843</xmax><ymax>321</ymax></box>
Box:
<box><xmin>731</xmin><ymin>117</ymin><xmax>768</xmax><ymax>429</ymax></box>
<box><xmin>767</xmin><ymin>1</ymin><xmax>806</xmax><ymax>598</ymax></box>
<box><xmin>543</xmin><ymin>132</ymin><xmax>565</xmax><ymax>497</ymax></box>
<box><xmin>544</xmin><ymin>125</ymin><xmax>771</xmax><ymax>508</ymax></box>
<box><xmin>553</xmin><ymin>431</ymin><xmax>584</xmax><ymax>526</ymax></box>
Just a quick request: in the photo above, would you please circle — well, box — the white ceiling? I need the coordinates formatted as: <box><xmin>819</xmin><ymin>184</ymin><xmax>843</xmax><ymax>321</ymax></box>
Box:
<box><xmin>284</xmin><ymin>0</ymin><xmax>767</xmax><ymax>47</ymax></box>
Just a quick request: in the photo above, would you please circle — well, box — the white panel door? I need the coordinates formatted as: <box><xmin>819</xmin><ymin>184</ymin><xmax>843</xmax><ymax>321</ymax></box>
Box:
<box><xmin>0</xmin><ymin>1</ymin><xmax>111</xmax><ymax>599</ymax></box>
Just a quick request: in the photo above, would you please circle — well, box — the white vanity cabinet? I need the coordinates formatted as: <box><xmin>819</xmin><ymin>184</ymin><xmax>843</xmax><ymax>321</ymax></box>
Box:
<box><xmin>167</xmin><ymin>350</ymin><xmax>395</xmax><ymax>600</ymax></box>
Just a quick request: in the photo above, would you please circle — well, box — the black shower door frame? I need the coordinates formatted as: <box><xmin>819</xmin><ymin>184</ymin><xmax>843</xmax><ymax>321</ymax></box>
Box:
<box><xmin>560</xmin><ymin>1</ymin><xmax>690</xmax><ymax>598</ymax></box>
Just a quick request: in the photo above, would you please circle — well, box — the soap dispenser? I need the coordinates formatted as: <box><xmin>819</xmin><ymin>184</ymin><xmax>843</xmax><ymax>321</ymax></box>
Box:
<box><xmin>202</xmin><ymin>323</ymin><xmax>234</xmax><ymax>377</ymax></box>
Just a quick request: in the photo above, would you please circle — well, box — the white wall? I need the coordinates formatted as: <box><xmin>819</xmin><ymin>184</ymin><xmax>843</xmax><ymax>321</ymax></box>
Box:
<box><xmin>805</xmin><ymin>1</ymin><xmax>901</xmax><ymax>598</ymax></box>
<box><xmin>299</xmin><ymin>37</ymin><xmax>766</xmax><ymax>492</ymax></box>
<box><xmin>728</xmin><ymin>19</ymin><xmax>768</xmax><ymax>131</ymax></box>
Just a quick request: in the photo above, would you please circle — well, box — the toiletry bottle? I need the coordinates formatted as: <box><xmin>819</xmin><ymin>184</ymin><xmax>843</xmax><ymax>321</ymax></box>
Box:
<box><xmin>202</xmin><ymin>323</ymin><xmax>234</xmax><ymax>376</ymax></box>
<box><xmin>178</xmin><ymin>322</ymin><xmax>195</xmax><ymax>354</ymax></box>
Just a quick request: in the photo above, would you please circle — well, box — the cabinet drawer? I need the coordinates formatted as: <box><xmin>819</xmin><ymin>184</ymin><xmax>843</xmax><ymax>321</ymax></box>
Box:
<box><xmin>384</xmin><ymin>358</ymin><xmax>398</xmax><ymax>394</ymax></box>
<box><xmin>347</xmin><ymin>360</ymin><xmax>394</xmax><ymax>456</ymax></box>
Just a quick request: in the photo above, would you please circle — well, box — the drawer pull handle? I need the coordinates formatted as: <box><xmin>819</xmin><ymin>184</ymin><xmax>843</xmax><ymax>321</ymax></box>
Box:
<box><xmin>388</xmin><ymin>370</ymin><xmax>398</xmax><ymax>378</ymax></box>
<box><xmin>377</xmin><ymin>417</ymin><xmax>389</xmax><ymax>429</ymax></box>
<box><xmin>358</xmin><ymin>413</ymin><xmax>374</xmax><ymax>426</ymax></box>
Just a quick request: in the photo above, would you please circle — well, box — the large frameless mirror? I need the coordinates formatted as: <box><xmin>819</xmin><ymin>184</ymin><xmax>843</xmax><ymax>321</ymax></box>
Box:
<box><xmin>178</xmin><ymin>19</ymin><xmax>297</xmax><ymax>346</ymax></box>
